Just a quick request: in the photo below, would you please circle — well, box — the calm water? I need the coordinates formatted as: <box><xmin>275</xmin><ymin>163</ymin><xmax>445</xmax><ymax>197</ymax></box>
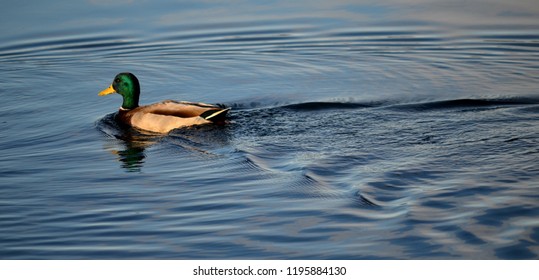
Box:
<box><xmin>1</xmin><ymin>0</ymin><xmax>539</xmax><ymax>259</ymax></box>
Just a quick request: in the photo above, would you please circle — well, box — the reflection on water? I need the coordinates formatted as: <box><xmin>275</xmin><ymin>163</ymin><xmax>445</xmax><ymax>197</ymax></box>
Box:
<box><xmin>1</xmin><ymin>0</ymin><xmax>539</xmax><ymax>259</ymax></box>
<box><xmin>98</xmin><ymin>113</ymin><xmax>157</xmax><ymax>172</ymax></box>
<box><xmin>97</xmin><ymin>112</ymin><xmax>232</xmax><ymax>171</ymax></box>
<box><xmin>115</xmin><ymin>144</ymin><xmax>146</xmax><ymax>172</ymax></box>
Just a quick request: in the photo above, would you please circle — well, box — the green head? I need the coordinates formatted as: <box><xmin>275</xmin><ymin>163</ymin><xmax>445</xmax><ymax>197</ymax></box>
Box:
<box><xmin>99</xmin><ymin>72</ymin><xmax>140</xmax><ymax>109</ymax></box>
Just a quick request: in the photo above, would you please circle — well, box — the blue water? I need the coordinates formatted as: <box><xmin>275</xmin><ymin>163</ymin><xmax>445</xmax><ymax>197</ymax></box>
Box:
<box><xmin>1</xmin><ymin>0</ymin><xmax>539</xmax><ymax>259</ymax></box>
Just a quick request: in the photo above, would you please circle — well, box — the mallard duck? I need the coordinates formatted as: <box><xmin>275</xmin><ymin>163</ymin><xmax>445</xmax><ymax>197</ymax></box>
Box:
<box><xmin>99</xmin><ymin>72</ymin><xmax>229</xmax><ymax>133</ymax></box>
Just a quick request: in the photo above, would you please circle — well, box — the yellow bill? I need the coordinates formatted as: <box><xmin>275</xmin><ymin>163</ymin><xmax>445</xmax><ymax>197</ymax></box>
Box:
<box><xmin>98</xmin><ymin>84</ymin><xmax>116</xmax><ymax>96</ymax></box>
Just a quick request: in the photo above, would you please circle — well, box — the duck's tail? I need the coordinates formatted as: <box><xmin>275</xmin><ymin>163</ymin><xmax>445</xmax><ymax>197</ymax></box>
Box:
<box><xmin>201</xmin><ymin>108</ymin><xmax>230</xmax><ymax>125</ymax></box>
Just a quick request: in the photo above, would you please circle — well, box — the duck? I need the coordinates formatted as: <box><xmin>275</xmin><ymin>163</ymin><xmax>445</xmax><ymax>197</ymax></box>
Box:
<box><xmin>98</xmin><ymin>72</ymin><xmax>230</xmax><ymax>133</ymax></box>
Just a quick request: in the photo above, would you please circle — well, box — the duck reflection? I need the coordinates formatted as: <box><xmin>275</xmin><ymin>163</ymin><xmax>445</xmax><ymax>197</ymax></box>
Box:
<box><xmin>97</xmin><ymin>112</ymin><xmax>231</xmax><ymax>172</ymax></box>
<box><xmin>97</xmin><ymin>113</ymin><xmax>160</xmax><ymax>172</ymax></box>
<box><xmin>111</xmin><ymin>140</ymin><xmax>149</xmax><ymax>172</ymax></box>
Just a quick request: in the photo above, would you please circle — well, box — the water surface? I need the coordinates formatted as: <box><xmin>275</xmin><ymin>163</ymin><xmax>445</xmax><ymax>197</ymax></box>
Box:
<box><xmin>1</xmin><ymin>0</ymin><xmax>539</xmax><ymax>259</ymax></box>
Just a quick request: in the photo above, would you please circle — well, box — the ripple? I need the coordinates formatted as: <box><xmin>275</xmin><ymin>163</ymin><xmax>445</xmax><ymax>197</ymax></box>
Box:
<box><xmin>3</xmin><ymin>0</ymin><xmax>539</xmax><ymax>260</ymax></box>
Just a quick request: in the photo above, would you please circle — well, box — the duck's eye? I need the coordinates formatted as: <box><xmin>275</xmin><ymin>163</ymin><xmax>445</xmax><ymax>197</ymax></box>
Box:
<box><xmin>115</xmin><ymin>78</ymin><xmax>120</xmax><ymax>83</ymax></box>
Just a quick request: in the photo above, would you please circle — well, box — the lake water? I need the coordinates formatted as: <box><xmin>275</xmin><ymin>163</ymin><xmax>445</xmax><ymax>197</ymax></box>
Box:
<box><xmin>1</xmin><ymin>0</ymin><xmax>539</xmax><ymax>259</ymax></box>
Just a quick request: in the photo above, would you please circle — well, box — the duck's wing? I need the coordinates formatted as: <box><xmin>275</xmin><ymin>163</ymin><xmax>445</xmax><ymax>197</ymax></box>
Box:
<box><xmin>144</xmin><ymin>100</ymin><xmax>226</xmax><ymax>118</ymax></box>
